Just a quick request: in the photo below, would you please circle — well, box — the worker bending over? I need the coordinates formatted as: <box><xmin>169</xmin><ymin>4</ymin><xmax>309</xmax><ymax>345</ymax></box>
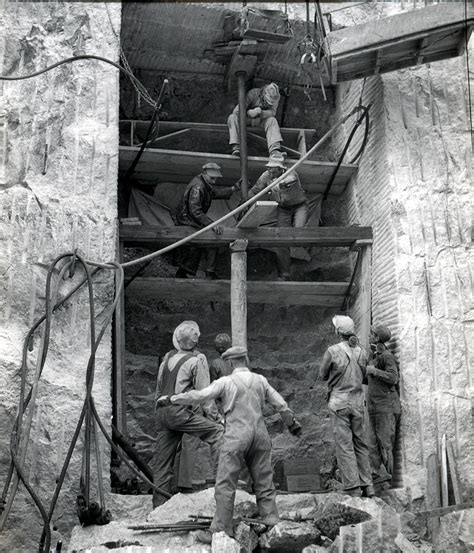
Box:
<box><xmin>227</xmin><ymin>82</ymin><xmax>283</xmax><ymax>157</ymax></box>
<box><xmin>367</xmin><ymin>325</ymin><xmax>401</xmax><ymax>489</ymax></box>
<box><xmin>156</xmin><ymin>346</ymin><xmax>302</xmax><ymax>541</ymax></box>
<box><xmin>151</xmin><ymin>321</ymin><xmax>223</xmax><ymax>507</ymax></box>
<box><xmin>319</xmin><ymin>315</ymin><xmax>374</xmax><ymax>497</ymax></box>
<box><xmin>248</xmin><ymin>152</ymin><xmax>307</xmax><ymax>279</ymax></box>
<box><xmin>175</xmin><ymin>163</ymin><xmax>240</xmax><ymax>279</ymax></box>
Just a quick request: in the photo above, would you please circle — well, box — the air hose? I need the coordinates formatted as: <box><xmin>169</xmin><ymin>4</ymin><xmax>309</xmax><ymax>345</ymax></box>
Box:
<box><xmin>2</xmin><ymin>104</ymin><xmax>368</xmax><ymax>551</ymax></box>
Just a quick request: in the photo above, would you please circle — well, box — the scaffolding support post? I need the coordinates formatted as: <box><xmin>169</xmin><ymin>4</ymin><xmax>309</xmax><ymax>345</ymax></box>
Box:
<box><xmin>230</xmin><ymin>239</ymin><xmax>248</xmax><ymax>348</ymax></box>
<box><xmin>236</xmin><ymin>71</ymin><xmax>249</xmax><ymax>200</ymax></box>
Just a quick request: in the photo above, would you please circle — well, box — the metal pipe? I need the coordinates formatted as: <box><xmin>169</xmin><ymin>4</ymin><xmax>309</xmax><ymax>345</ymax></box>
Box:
<box><xmin>236</xmin><ymin>71</ymin><xmax>248</xmax><ymax>200</ymax></box>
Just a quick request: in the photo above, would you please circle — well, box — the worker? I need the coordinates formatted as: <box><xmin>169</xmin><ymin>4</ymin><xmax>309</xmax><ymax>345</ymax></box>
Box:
<box><xmin>156</xmin><ymin>346</ymin><xmax>302</xmax><ymax>541</ymax></box>
<box><xmin>247</xmin><ymin>152</ymin><xmax>307</xmax><ymax>279</ymax></box>
<box><xmin>319</xmin><ymin>315</ymin><xmax>375</xmax><ymax>498</ymax></box>
<box><xmin>174</xmin><ymin>163</ymin><xmax>240</xmax><ymax>279</ymax></box>
<box><xmin>366</xmin><ymin>325</ymin><xmax>401</xmax><ymax>489</ymax></box>
<box><xmin>151</xmin><ymin>321</ymin><xmax>224</xmax><ymax>508</ymax></box>
<box><xmin>209</xmin><ymin>333</ymin><xmax>233</xmax><ymax>382</ymax></box>
<box><xmin>227</xmin><ymin>82</ymin><xmax>283</xmax><ymax>157</ymax></box>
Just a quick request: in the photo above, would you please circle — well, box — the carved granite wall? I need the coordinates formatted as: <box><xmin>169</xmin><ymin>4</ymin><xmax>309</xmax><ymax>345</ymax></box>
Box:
<box><xmin>335</xmin><ymin>8</ymin><xmax>473</xmax><ymax>501</ymax></box>
<box><xmin>0</xmin><ymin>3</ymin><xmax>120</xmax><ymax>551</ymax></box>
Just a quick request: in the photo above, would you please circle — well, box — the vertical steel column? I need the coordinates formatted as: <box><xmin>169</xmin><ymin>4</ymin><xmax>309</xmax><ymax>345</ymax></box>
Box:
<box><xmin>230</xmin><ymin>239</ymin><xmax>248</xmax><ymax>348</ymax></box>
<box><xmin>236</xmin><ymin>71</ymin><xmax>248</xmax><ymax>200</ymax></box>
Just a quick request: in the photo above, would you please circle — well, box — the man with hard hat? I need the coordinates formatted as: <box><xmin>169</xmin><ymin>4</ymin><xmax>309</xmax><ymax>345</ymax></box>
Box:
<box><xmin>156</xmin><ymin>345</ymin><xmax>302</xmax><ymax>540</ymax></box>
<box><xmin>247</xmin><ymin>152</ymin><xmax>307</xmax><ymax>279</ymax></box>
<box><xmin>227</xmin><ymin>82</ymin><xmax>283</xmax><ymax>157</ymax></box>
<box><xmin>319</xmin><ymin>315</ymin><xmax>374</xmax><ymax>497</ymax></box>
<box><xmin>366</xmin><ymin>325</ymin><xmax>401</xmax><ymax>488</ymax></box>
<box><xmin>175</xmin><ymin>163</ymin><xmax>240</xmax><ymax>279</ymax></box>
<box><xmin>151</xmin><ymin>321</ymin><xmax>224</xmax><ymax>507</ymax></box>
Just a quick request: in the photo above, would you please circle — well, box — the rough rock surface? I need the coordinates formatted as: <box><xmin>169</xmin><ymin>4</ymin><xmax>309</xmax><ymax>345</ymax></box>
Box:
<box><xmin>0</xmin><ymin>2</ymin><xmax>120</xmax><ymax>551</ymax></box>
<box><xmin>333</xmin><ymin>3</ymin><xmax>474</xmax><ymax>499</ymax></box>
<box><xmin>259</xmin><ymin>520</ymin><xmax>321</xmax><ymax>552</ymax></box>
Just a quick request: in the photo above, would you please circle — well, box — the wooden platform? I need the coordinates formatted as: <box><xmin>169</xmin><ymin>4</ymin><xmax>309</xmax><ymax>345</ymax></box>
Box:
<box><xmin>120</xmin><ymin>225</ymin><xmax>373</xmax><ymax>248</ymax></box>
<box><xmin>327</xmin><ymin>3</ymin><xmax>474</xmax><ymax>84</ymax></box>
<box><xmin>126</xmin><ymin>277</ymin><xmax>348</xmax><ymax>306</ymax></box>
<box><xmin>119</xmin><ymin>147</ymin><xmax>356</xmax><ymax>195</ymax></box>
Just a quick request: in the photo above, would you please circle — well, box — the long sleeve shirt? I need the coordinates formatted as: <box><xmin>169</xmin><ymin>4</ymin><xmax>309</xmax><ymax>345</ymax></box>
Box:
<box><xmin>232</xmin><ymin>88</ymin><xmax>279</xmax><ymax>119</ymax></box>
<box><xmin>155</xmin><ymin>349</ymin><xmax>218</xmax><ymax>418</ymax></box>
<box><xmin>367</xmin><ymin>347</ymin><xmax>401</xmax><ymax>414</ymax></box>
<box><xmin>171</xmin><ymin>367</ymin><xmax>291</xmax><ymax>418</ymax></box>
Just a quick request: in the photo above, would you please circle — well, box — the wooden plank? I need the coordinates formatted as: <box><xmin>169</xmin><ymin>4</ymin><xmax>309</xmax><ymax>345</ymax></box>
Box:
<box><xmin>241</xmin><ymin>28</ymin><xmax>292</xmax><ymax>44</ymax></box>
<box><xmin>230</xmin><ymin>240</ymin><xmax>248</xmax><ymax>348</ymax></box>
<box><xmin>125</xmin><ymin>277</ymin><xmax>348</xmax><ymax>306</ymax></box>
<box><xmin>426</xmin><ymin>453</ymin><xmax>441</xmax><ymax>542</ymax></box>
<box><xmin>358</xmin><ymin>242</ymin><xmax>372</xmax><ymax>349</ymax></box>
<box><xmin>446</xmin><ymin>440</ymin><xmax>462</xmax><ymax>505</ymax></box>
<box><xmin>119</xmin><ymin>225</ymin><xmax>374</xmax><ymax>248</ymax></box>
<box><xmin>327</xmin><ymin>4</ymin><xmax>473</xmax><ymax>58</ymax></box>
<box><xmin>118</xmin><ymin>147</ymin><xmax>356</xmax><ymax>194</ymax></box>
<box><xmin>113</xmin><ymin>236</ymin><xmax>127</xmax><ymax>437</ymax></box>
<box><xmin>236</xmin><ymin>201</ymin><xmax>278</xmax><ymax>228</ymax></box>
<box><xmin>440</xmin><ymin>434</ymin><xmax>449</xmax><ymax>507</ymax></box>
<box><xmin>149</xmin><ymin>128</ymin><xmax>191</xmax><ymax>144</ymax></box>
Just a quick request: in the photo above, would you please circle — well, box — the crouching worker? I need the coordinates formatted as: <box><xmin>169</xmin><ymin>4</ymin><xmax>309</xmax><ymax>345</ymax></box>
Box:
<box><xmin>156</xmin><ymin>346</ymin><xmax>302</xmax><ymax>542</ymax></box>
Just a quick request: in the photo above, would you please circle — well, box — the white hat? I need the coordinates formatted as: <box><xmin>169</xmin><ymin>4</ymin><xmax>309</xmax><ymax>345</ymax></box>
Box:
<box><xmin>263</xmin><ymin>83</ymin><xmax>280</xmax><ymax>106</ymax></box>
<box><xmin>332</xmin><ymin>315</ymin><xmax>355</xmax><ymax>335</ymax></box>
<box><xmin>172</xmin><ymin>321</ymin><xmax>200</xmax><ymax>351</ymax></box>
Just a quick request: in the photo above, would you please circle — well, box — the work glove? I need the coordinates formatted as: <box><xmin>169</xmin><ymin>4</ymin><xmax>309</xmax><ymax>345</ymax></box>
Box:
<box><xmin>289</xmin><ymin>419</ymin><xmax>302</xmax><ymax>437</ymax></box>
<box><xmin>156</xmin><ymin>395</ymin><xmax>172</xmax><ymax>408</ymax></box>
<box><xmin>212</xmin><ymin>225</ymin><xmax>224</xmax><ymax>235</ymax></box>
<box><xmin>247</xmin><ymin>107</ymin><xmax>262</xmax><ymax>118</ymax></box>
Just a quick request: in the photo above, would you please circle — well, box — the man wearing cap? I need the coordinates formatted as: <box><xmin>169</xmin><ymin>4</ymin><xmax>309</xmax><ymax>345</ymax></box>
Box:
<box><xmin>319</xmin><ymin>315</ymin><xmax>374</xmax><ymax>497</ymax></box>
<box><xmin>366</xmin><ymin>325</ymin><xmax>401</xmax><ymax>488</ymax></box>
<box><xmin>227</xmin><ymin>82</ymin><xmax>283</xmax><ymax>157</ymax></box>
<box><xmin>151</xmin><ymin>321</ymin><xmax>224</xmax><ymax>508</ymax></box>
<box><xmin>247</xmin><ymin>152</ymin><xmax>307</xmax><ymax>279</ymax></box>
<box><xmin>156</xmin><ymin>345</ymin><xmax>302</xmax><ymax>540</ymax></box>
<box><xmin>175</xmin><ymin>163</ymin><xmax>240</xmax><ymax>279</ymax></box>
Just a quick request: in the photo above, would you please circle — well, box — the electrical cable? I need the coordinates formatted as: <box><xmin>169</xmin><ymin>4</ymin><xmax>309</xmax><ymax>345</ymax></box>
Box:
<box><xmin>323</xmin><ymin>105</ymin><xmax>371</xmax><ymax>200</ymax></box>
<box><xmin>2</xmin><ymin>106</ymin><xmax>365</xmax><ymax>550</ymax></box>
<box><xmin>465</xmin><ymin>0</ymin><xmax>473</xmax><ymax>139</ymax></box>
<box><xmin>101</xmin><ymin>105</ymin><xmax>366</xmax><ymax>271</ymax></box>
<box><xmin>0</xmin><ymin>55</ymin><xmax>159</xmax><ymax>109</ymax></box>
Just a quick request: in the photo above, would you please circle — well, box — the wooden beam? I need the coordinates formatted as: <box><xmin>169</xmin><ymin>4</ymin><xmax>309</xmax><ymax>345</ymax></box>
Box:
<box><xmin>416</xmin><ymin>36</ymin><xmax>430</xmax><ymax>65</ymax></box>
<box><xmin>297</xmin><ymin>130</ymin><xmax>307</xmax><ymax>157</ymax></box>
<box><xmin>241</xmin><ymin>28</ymin><xmax>292</xmax><ymax>44</ymax></box>
<box><xmin>150</xmin><ymin>128</ymin><xmax>191</xmax><ymax>144</ymax></box>
<box><xmin>118</xmin><ymin>147</ymin><xmax>357</xmax><ymax>193</ymax></box>
<box><xmin>125</xmin><ymin>277</ymin><xmax>348</xmax><ymax>306</ymax></box>
<box><xmin>446</xmin><ymin>440</ymin><xmax>462</xmax><ymax>505</ymax></box>
<box><xmin>358</xmin><ymin>240</ymin><xmax>372</xmax><ymax>349</ymax></box>
<box><xmin>236</xmin><ymin>201</ymin><xmax>278</xmax><ymax>228</ymax></box>
<box><xmin>426</xmin><ymin>453</ymin><xmax>441</xmax><ymax>542</ymax></box>
<box><xmin>113</xmin><ymin>236</ymin><xmax>127</xmax><ymax>437</ymax></box>
<box><xmin>120</xmin><ymin>225</ymin><xmax>374</xmax><ymax>248</ymax></box>
<box><xmin>440</xmin><ymin>434</ymin><xmax>449</xmax><ymax>508</ymax></box>
<box><xmin>230</xmin><ymin>240</ymin><xmax>248</xmax><ymax>348</ymax></box>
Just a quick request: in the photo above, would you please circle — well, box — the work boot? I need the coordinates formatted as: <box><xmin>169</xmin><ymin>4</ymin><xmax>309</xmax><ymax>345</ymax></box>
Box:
<box><xmin>344</xmin><ymin>486</ymin><xmax>361</xmax><ymax>497</ymax></box>
<box><xmin>205</xmin><ymin>270</ymin><xmax>219</xmax><ymax>280</ymax></box>
<box><xmin>176</xmin><ymin>268</ymin><xmax>189</xmax><ymax>278</ymax></box>
<box><xmin>361</xmin><ymin>485</ymin><xmax>375</xmax><ymax>498</ymax></box>
<box><xmin>195</xmin><ymin>530</ymin><xmax>213</xmax><ymax>544</ymax></box>
<box><xmin>231</xmin><ymin>145</ymin><xmax>240</xmax><ymax>157</ymax></box>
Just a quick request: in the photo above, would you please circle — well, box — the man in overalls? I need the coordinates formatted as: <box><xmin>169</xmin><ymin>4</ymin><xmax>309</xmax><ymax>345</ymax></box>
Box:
<box><xmin>151</xmin><ymin>321</ymin><xmax>223</xmax><ymax>508</ymax></box>
<box><xmin>156</xmin><ymin>346</ymin><xmax>302</xmax><ymax>540</ymax></box>
<box><xmin>319</xmin><ymin>315</ymin><xmax>374</xmax><ymax>497</ymax></box>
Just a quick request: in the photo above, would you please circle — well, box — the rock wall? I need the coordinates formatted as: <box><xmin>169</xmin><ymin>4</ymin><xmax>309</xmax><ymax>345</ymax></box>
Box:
<box><xmin>0</xmin><ymin>3</ymin><xmax>120</xmax><ymax>551</ymax></box>
<box><xmin>334</xmin><ymin>5</ymin><xmax>473</xmax><ymax>500</ymax></box>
